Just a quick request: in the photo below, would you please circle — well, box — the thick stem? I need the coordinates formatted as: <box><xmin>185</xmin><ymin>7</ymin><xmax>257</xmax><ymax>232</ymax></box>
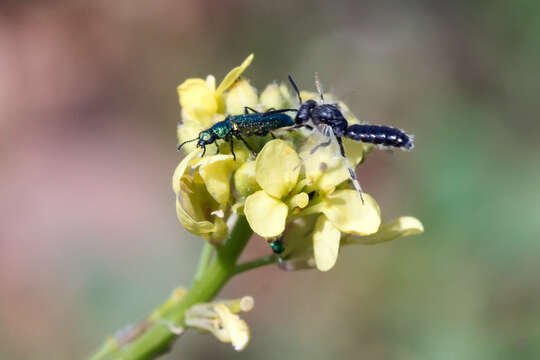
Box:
<box><xmin>90</xmin><ymin>217</ymin><xmax>253</xmax><ymax>360</ymax></box>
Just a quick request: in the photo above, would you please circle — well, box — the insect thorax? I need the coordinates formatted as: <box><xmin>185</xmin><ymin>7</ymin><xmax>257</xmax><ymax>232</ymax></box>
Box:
<box><xmin>211</xmin><ymin>122</ymin><xmax>232</xmax><ymax>139</ymax></box>
<box><xmin>310</xmin><ymin>104</ymin><xmax>347</xmax><ymax>136</ymax></box>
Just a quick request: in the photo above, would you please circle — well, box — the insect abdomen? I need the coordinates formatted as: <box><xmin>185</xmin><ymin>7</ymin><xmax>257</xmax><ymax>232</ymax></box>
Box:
<box><xmin>265</xmin><ymin>113</ymin><xmax>295</xmax><ymax>129</ymax></box>
<box><xmin>234</xmin><ymin>113</ymin><xmax>294</xmax><ymax>132</ymax></box>
<box><xmin>346</xmin><ymin>124</ymin><xmax>414</xmax><ymax>150</ymax></box>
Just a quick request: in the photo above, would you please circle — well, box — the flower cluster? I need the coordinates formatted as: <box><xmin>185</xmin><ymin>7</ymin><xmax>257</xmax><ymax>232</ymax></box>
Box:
<box><xmin>173</xmin><ymin>54</ymin><xmax>423</xmax><ymax>272</ymax></box>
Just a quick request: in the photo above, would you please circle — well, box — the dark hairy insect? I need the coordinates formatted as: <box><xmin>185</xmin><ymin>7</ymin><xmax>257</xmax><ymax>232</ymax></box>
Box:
<box><xmin>177</xmin><ymin>107</ymin><xmax>296</xmax><ymax>160</ymax></box>
<box><xmin>288</xmin><ymin>74</ymin><xmax>414</xmax><ymax>201</ymax></box>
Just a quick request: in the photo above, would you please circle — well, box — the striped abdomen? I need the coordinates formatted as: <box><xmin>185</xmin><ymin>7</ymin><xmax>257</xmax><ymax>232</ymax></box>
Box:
<box><xmin>346</xmin><ymin>124</ymin><xmax>414</xmax><ymax>150</ymax></box>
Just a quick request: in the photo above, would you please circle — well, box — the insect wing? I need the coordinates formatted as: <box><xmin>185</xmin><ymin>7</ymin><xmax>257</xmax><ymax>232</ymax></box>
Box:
<box><xmin>298</xmin><ymin>126</ymin><xmax>344</xmax><ymax>186</ymax></box>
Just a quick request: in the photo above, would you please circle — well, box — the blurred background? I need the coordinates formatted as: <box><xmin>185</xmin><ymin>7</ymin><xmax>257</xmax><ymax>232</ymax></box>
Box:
<box><xmin>1</xmin><ymin>1</ymin><xmax>539</xmax><ymax>359</ymax></box>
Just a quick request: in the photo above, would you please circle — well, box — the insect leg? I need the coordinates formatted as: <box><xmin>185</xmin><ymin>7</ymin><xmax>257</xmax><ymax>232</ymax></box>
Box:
<box><xmin>335</xmin><ymin>136</ymin><xmax>346</xmax><ymax>157</ymax></box>
<box><xmin>270</xmin><ymin>132</ymin><xmax>276</xmax><ymax>139</ymax></box>
<box><xmin>244</xmin><ymin>106</ymin><xmax>259</xmax><ymax>114</ymax></box>
<box><xmin>293</xmin><ymin>124</ymin><xmax>313</xmax><ymax>130</ymax></box>
<box><xmin>236</xmin><ymin>134</ymin><xmax>257</xmax><ymax>155</ymax></box>
<box><xmin>308</xmin><ymin>124</ymin><xmax>334</xmax><ymax>154</ymax></box>
<box><xmin>265</xmin><ymin>108</ymin><xmax>298</xmax><ymax>115</ymax></box>
<box><xmin>229</xmin><ymin>137</ymin><xmax>236</xmax><ymax>161</ymax></box>
<box><xmin>310</xmin><ymin>138</ymin><xmax>332</xmax><ymax>155</ymax></box>
<box><xmin>336</xmin><ymin>136</ymin><xmax>364</xmax><ymax>204</ymax></box>
<box><xmin>201</xmin><ymin>145</ymin><xmax>207</xmax><ymax>158</ymax></box>
<box><xmin>214</xmin><ymin>142</ymin><xmax>220</xmax><ymax>154</ymax></box>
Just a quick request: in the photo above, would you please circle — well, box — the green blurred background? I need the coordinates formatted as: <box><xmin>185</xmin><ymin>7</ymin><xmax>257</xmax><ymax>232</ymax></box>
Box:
<box><xmin>1</xmin><ymin>1</ymin><xmax>539</xmax><ymax>359</ymax></box>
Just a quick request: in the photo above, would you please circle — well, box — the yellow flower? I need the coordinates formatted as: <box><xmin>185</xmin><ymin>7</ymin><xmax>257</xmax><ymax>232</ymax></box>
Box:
<box><xmin>286</xmin><ymin>191</ymin><xmax>381</xmax><ymax>271</ymax></box>
<box><xmin>177</xmin><ymin>54</ymin><xmax>254</xmax><ymax>152</ymax></box>
<box><xmin>239</xmin><ymin>137</ymin><xmax>383</xmax><ymax>270</ymax></box>
<box><xmin>281</xmin><ymin>212</ymin><xmax>424</xmax><ymax>272</ymax></box>
<box><xmin>174</xmin><ymin>53</ymin><xmax>423</xmax><ymax>271</ymax></box>
<box><xmin>241</xmin><ymin>138</ymin><xmax>387</xmax><ymax>271</ymax></box>
<box><xmin>172</xmin><ymin>150</ymin><xmax>231</xmax><ymax>243</ymax></box>
<box><xmin>244</xmin><ymin>140</ymin><xmax>303</xmax><ymax>237</ymax></box>
<box><xmin>186</xmin><ymin>296</ymin><xmax>254</xmax><ymax>351</ymax></box>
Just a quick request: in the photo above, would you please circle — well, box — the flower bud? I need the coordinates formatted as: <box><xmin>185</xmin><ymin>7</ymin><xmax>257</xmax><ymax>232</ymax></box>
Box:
<box><xmin>260</xmin><ymin>83</ymin><xmax>291</xmax><ymax>110</ymax></box>
<box><xmin>225</xmin><ymin>79</ymin><xmax>258</xmax><ymax>115</ymax></box>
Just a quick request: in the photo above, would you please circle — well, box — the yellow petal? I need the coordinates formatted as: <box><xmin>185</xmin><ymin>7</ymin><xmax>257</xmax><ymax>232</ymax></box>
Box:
<box><xmin>190</xmin><ymin>108</ymin><xmax>217</xmax><ymax>129</ymax></box>
<box><xmin>177</xmin><ymin>78</ymin><xmax>218</xmax><ymax>120</ymax></box>
<box><xmin>280</xmin><ymin>216</ymin><xmax>317</xmax><ymax>259</ymax></box>
<box><xmin>215</xmin><ymin>54</ymin><xmax>254</xmax><ymax>95</ymax></box>
<box><xmin>244</xmin><ymin>190</ymin><xmax>288</xmax><ymax>237</ymax></box>
<box><xmin>344</xmin><ymin>216</ymin><xmax>424</xmax><ymax>245</ymax></box>
<box><xmin>342</xmin><ymin>137</ymin><xmax>365</xmax><ymax>167</ymax></box>
<box><xmin>225</xmin><ymin>79</ymin><xmax>259</xmax><ymax>115</ymax></box>
<box><xmin>206</xmin><ymin>75</ymin><xmax>216</xmax><ymax>91</ymax></box>
<box><xmin>256</xmin><ymin>140</ymin><xmax>300</xmax><ymax>198</ymax></box>
<box><xmin>300</xmin><ymin>130</ymin><xmax>349</xmax><ymax>193</ymax></box>
<box><xmin>312</xmin><ymin>215</ymin><xmax>341</xmax><ymax>271</ymax></box>
<box><xmin>213</xmin><ymin>304</ymin><xmax>250</xmax><ymax>351</ymax></box>
<box><xmin>175</xmin><ymin>197</ymin><xmax>216</xmax><ymax>235</ymax></box>
<box><xmin>172</xmin><ymin>149</ymin><xmax>201</xmax><ymax>195</ymax></box>
<box><xmin>197</xmin><ymin>154</ymin><xmax>236</xmax><ymax>207</ymax></box>
<box><xmin>322</xmin><ymin>190</ymin><xmax>381</xmax><ymax>235</ymax></box>
<box><xmin>234</xmin><ymin>161</ymin><xmax>260</xmax><ymax>197</ymax></box>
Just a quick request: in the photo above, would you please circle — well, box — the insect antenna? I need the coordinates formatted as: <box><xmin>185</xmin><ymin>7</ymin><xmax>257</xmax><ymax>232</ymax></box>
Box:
<box><xmin>314</xmin><ymin>72</ymin><xmax>325</xmax><ymax>103</ymax></box>
<box><xmin>176</xmin><ymin>137</ymin><xmax>198</xmax><ymax>151</ymax></box>
<box><xmin>288</xmin><ymin>75</ymin><xmax>303</xmax><ymax>104</ymax></box>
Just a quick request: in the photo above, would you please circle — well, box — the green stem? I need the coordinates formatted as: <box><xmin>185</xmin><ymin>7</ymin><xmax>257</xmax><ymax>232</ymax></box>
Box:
<box><xmin>192</xmin><ymin>242</ymin><xmax>214</xmax><ymax>283</ymax></box>
<box><xmin>89</xmin><ymin>216</ymin><xmax>253</xmax><ymax>360</ymax></box>
<box><xmin>232</xmin><ymin>255</ymin><xmax>279</xmax><ymax>275</ymax></box>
